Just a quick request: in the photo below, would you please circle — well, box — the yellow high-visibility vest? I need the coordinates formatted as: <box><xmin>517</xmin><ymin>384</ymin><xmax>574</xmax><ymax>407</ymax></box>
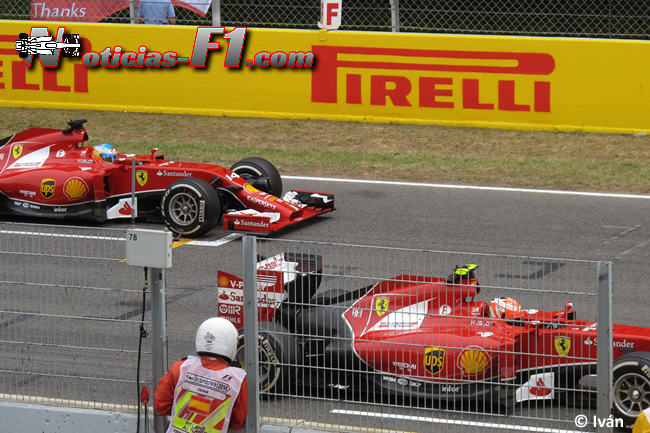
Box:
<box><xmin>167</xmin><ymin>355</ymin><xmax>246</xmax><ymax>433</ymax></box>
<box><xmin>634</xmin><ymin>408</ymin><xmax>650</xmax><ymax>433</ymax></box>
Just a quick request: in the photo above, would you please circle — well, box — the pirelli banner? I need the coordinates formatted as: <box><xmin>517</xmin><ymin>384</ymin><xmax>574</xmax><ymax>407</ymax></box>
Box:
<box><xmin>1</xmin><ymin>21</ymin><xmax>649</xmax><ymax>133</ymax></box>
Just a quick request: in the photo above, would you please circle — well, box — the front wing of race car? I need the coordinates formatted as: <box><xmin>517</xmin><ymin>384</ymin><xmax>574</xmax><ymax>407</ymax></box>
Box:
<box><xmin>223</xmin><ymin>189</ymin><xmax>334</xmax><ymax>235</ymax></box>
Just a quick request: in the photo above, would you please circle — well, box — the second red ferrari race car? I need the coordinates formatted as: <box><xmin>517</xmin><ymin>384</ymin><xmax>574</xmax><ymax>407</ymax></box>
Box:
<box><xmin>0</xmin><ymin>120</ymin><xmax>334</xmax><ymax>237</ymax></box>
<box><xmin>218</xmin><ymin>255</ymin><xmax>650</xmax><ymax>427</ymax></box>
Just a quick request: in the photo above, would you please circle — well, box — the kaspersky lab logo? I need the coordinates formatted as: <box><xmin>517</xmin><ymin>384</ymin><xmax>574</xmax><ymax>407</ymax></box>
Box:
<box><xmin>15</xmin><ymin>27</ymin><xmax>81</xmax><ymax>67</ymax></box>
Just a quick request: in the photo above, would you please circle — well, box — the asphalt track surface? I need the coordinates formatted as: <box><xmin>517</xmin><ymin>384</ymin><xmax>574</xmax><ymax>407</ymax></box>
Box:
<box><xmin>7</xmin><ymin>176</ymin><xmax>650</xmax><ymax>433</ymax></box>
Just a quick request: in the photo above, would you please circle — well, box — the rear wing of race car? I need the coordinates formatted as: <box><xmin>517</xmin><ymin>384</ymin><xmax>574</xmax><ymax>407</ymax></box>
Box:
<box><xmin>217</xmin><ymin>252</ymin><xmax>323</xmax><ymax>328</ymax></box>
<box><xmin>222</xmin><ymin>190</ymin><xmax>335</xmax><ymax>235</ymax></box>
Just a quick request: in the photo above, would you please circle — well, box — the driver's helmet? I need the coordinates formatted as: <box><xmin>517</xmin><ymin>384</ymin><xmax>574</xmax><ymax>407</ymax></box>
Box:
<box><xmin>93</xmin><ymin>144</ymin><xmax>117</xmax><ymax>163</ymax></box>
<box><xmin>489</xmin><ymin>297</ymin><xmax>521</xmax><ymax>319</ymax></box>
<box><xmin>195</xmin><ymin>317</ymin><xmax>238</xmax><ymax>363</ymax></box>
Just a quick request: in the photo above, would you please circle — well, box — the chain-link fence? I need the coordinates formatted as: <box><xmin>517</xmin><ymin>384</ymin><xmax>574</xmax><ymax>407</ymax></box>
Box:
<box><xmin>0</xmin><ymin>222</ymin><xmax>626</xmax><ymax>432</ymax></box>
<box><xmin>1</xmin><ymin>0</ymin><xmax>648</xmax><ymax>39</ymax></box>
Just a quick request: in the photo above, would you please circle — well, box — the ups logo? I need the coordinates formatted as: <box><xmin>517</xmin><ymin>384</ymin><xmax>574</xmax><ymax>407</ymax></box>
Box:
<box><xmin>40</xmin><ymin>178</ymin><xmax>56</xmax><ymax>199</ymax></box>
<box><xmin>424</xmin><ymin>347</ymin><xmax>445</xmax><ymax>375</ymax></box>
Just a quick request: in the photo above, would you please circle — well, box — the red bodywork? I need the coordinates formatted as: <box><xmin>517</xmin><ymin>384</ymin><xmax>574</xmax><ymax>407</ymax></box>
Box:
<box><xmin>0</xmin><ymin>122</ymin><xmax>334</xmax><ymax>235</ymax></box>
<box><xmin>340</xmin><ymin>274</ymin><xmax>650</xmax><ymax>389</ymax></box>
<box><xmin>217</xmin><ymin>254</ymin><xmax>650</xmax><ymax>406</ymax></box>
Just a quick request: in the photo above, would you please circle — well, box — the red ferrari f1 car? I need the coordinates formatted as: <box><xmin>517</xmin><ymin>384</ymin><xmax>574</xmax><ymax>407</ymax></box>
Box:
<box><xmin>218</xmin><ymin>254</ymin><xmax>650</xmax><ymax>426</ymax></box>
<box><xmin>0</xmin><ymin>120</ymin><xmax>334</xmax><ymax>237</ymax></box>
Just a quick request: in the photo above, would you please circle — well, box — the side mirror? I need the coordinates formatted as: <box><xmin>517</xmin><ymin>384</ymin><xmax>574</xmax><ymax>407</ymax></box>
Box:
<box><xmin>565</xmin><ymin>301</ymin><xmax>575</xmax><ymax>320</ymax></box>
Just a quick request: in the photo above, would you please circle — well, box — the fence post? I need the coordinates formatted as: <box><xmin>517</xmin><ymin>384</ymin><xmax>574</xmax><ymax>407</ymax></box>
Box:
<box><xmin>596</xmin><ymin>261</ymin><xmax>613</xmax><ymax>433</ymax></box>
<box><xmin>243</xmin><ymin>235</ymin><xmax>260</xmax><ymax>433</ymax></box>
<box><xmin>129</xmin><ymin>0</ymin><xmax>137</xmax><ymax>24</ymax></box>
<box><xmin>212</xmin><ymin>0</ymin><xmax>221</xmax><ymax>26</ymax></box>
<box><xmin>389</xmin><ymin>0</ymin><xmax>400</xmax><ymax>32</ymax></box>
<box><xmin>125</xmin><ymin>229</ymin><xmax>171</xmax><ymax>433</ymax></box>
<box><xmin>150</xmin><ymin>267</ymin><xmax>168</xmax><ymax>433</ymax></box>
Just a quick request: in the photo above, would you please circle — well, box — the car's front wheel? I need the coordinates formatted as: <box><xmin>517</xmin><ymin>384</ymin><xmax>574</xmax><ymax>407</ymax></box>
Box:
<box><xmin>612</xmin><ymin>351</ymin><xmax>650</xmax><ymax>426</ymax></box>
<box><xmin>230</xmin><ymin>157</ymin><xmax>283</xmax><ymax>197</ymax></box>
<box><xmin>160</xmin><ymin>178</ymin><xmax>221</xmax><ymax>238</ymax></box>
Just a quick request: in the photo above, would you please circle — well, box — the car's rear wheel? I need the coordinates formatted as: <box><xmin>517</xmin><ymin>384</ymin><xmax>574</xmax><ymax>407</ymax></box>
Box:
<box><xmin>234</xmin><ymin>321</ymin><xmax>299</xmax><ymax>396</ymax></box>
<box><xmin>160</xmin><ymin>178</ymin><xmax>221</xmax><ymax>238</ymax></box>
<box><xmin>230</xmin><ymin>157</ymin><xmax>282</xmax><ymax>197</ymax></box>
<box><xmin>612</xmin><ymin>351</ymin><xmax>650</xmax><ymax>426</ymax></box>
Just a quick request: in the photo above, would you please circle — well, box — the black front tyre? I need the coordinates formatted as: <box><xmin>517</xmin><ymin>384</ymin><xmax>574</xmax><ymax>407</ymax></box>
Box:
<box><xmin>612</xmin><ymin>351</ymin><xmax>650</xmax><ymax>426</ymax></box>
<box><xmin>160</xmin><ymin>178</ymin><xmax>221</xmax><ymax>238</ymax></box>
<box><xmin>230</xmin><ymin>157</ymin><xmax>283</xmax><ymax>197</ymax></box>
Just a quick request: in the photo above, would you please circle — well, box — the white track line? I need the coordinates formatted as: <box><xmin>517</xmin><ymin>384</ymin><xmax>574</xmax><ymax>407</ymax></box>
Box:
<box><xmin>284</xmin><ymin>175</ymin><xmax>650</xmax><ymax>200</ymax></box>
<box><xmin>330</xmin><ymin>409</ymin><xmax>593</xmax><ymax>433</ymax></box>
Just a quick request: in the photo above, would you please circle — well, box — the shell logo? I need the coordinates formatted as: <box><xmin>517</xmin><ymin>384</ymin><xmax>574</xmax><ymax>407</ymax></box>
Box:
<box><xmin>458</xmin><ymin>347</ymin><xmax>491</xmax><ymax>375</ymax></box>
<box><xmin>64</xmin><ymin>178</ymin><xmax>88</xmax><ymax>200</ymax></box>
<box><xmin>218</xmin><ymin>276</ymin><xmax>229</xmax><ymax>287</ymax></box>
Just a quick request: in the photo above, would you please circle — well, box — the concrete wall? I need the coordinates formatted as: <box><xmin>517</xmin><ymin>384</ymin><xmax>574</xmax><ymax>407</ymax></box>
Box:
<box><xmin>1</xmin><ymin>401</ymin><xmax>152</xmax><ymax>433</ymax></box>
<box><xmin>0</xmin><ymin>401</ymin><xmax>329</xmax><ymax>433</ymax></box>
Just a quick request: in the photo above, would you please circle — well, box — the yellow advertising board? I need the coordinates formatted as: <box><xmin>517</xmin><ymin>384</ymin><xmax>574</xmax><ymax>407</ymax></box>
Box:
<box><xmin>1</xmin><ymin>21</ymin><xmax>649</xmax><ymax>133</ymax></box>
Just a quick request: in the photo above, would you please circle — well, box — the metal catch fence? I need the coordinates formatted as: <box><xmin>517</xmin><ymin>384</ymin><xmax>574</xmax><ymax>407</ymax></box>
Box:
<box><xmin>0</xmin><ymin>222</ymin><xmax>150</xmax><ymax>410</ymax></box>
<box><xmin>235</xmin><ymin>237</ymin><xmax>613</xmax><ymax>433</ymax></box>
<box><xmin>0</xmin><ymin>0</ymin><xmax>648</xmax><ymax>39</ymax></box>
<box><xmin>0</xmin><ymin>224</ymin><xmax>618</xmax><ymax>433</ymax></box>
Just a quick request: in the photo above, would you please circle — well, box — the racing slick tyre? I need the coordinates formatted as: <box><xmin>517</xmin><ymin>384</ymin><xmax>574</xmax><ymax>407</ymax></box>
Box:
<box><xmin>230</xmin><ymin>157</ymin><xmax>283</xmax><ymax>197</ymax></box>
<box><xmin>611</xmin><ymin>351</ymin><xmax>650</xmax><ymax>427</ymax></box>
<box><xmin>234</xmin><ymin>321</ymin><xmax>299</xmax><ymax>396</ymax></box>
<box><xmin>160</xmin><ymin>178</ymin><xmax>221</xmax><ymax>238</ymax></box>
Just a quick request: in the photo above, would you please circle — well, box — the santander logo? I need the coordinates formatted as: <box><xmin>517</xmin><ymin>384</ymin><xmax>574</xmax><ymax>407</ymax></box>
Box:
<box><xmin>119</xmin><ymin>202</ymin><xmax>132</xmax><ymax>215</ymax></box>
<box><xmin>530</xmin><ymin>377</ymin><xmax>552</xmax><ymax>396</ymax></box>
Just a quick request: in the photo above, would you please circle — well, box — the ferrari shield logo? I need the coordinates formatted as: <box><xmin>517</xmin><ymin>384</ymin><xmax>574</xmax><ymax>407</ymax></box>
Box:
<box><xmin>40</xmin><ymin>178</ymin><xmax>55</xmax><ymax>199</ymax></box>
<box><xmin>375</xmin><ymin>297</ymin><xmax>390</xmax><ymax>316</ymax></box>
<box><xmin>12</xmin><ymin>145</ymin><xmax>23</xmax><ymax>159</ymax></box>
<box><xmin>424</xmin><ymin>347</ymin><xmax>445</xmax><ymax>375</ymax></box>
<box><xmin>136</xmin><ymin>170</ymin><xmax>148</xmax><ymax>187</ymax></box>
<box><xmin>554</xmin><ymin>336</ymin><xmax>571</xmax><ymax>357</ymax></box>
